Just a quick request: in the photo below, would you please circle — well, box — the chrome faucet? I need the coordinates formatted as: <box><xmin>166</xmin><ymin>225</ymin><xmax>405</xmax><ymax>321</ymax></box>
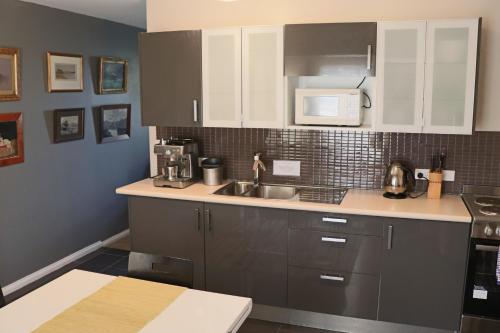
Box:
<box><xmin>252</xmin><ymin>152</ymin><xmax>266</xmax><ymax>185</ymax></box>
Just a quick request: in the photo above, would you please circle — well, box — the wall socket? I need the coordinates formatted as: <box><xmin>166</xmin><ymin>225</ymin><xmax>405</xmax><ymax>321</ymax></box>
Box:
<box><xmin>415</xmin><ymin>169</ymin><xmax>456</xmax><ymax>182</ymax></box>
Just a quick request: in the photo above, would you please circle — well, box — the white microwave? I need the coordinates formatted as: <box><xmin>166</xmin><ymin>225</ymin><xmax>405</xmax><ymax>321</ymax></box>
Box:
<box><xmin>295</xmin><ymin>88</ymin><xmax>363</xmax><ymax>126</ymax></box>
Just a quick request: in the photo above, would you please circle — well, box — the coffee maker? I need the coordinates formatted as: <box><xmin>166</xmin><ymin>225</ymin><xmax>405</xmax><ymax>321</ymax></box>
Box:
<box><xmin>153</xmin><ymin>138</ymin><xmax>200</xmax><ymax>189</ymax></box>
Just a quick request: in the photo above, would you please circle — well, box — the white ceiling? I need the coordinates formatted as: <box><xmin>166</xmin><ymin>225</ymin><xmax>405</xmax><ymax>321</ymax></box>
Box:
<box><xmin>21</xmin><ymin>0</ymin><xmax>146</xmax><ymax>28</ymax></box>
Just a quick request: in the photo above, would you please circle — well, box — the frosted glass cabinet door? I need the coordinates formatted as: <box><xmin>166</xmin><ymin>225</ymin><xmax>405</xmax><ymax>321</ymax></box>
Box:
<box><xmin>375</xmin><ymin>21</ymin><xmax>426</xmax><ymax>133</ymax></box>
<box><xmin>202</xmin><ymin>28</ymin><xmax>242</xmax><ymax>127</ymax></box>
<box><xmin>242</xmin><ymin>26</ymin><xmax>284</xmax><ymax>128</ymax></box>
<box><xmin>423</xmin><ymin>19</ymin><xmax>479</xmax><ymax>134</ymax></box>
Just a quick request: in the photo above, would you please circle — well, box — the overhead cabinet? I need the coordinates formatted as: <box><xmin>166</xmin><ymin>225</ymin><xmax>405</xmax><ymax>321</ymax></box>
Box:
<box><xmin>376</xmin><ymin>19</ymin><xmax>480</xmax><ymax>134</ymax></box>
<box><xmin>139</xmin><ymin>30</ymin><xmax>202</xmax><ymax>127</ymax></box>
<box><xmin>284</xmin><ymin>22</ymin><xmax>377</xmax><ymax>77</ymax></box>
<box><xmin>202</xmin><ymin>26</ymin><xmax>284</xmax><ymax>128</ymax></box>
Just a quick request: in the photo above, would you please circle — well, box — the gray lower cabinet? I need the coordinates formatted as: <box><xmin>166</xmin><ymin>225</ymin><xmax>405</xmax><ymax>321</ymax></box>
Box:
<box><xmin>128</xmin><ymin>197</ymin><xmax>205</xmax><ymax>289</ymax></box>
<box><xmin>204</xmin><ymin>203</ymin><xmax>288</xmax><ymax>307</ymax></box>
<box><xmin>139</xmin><ymin>30</ymin><xmax>202</xmax><ymax>127</ymax></box>
<box><xmin>378</xmin><ymin>218</ymin><xmax>470</xmax><ymax>331</ymax></box>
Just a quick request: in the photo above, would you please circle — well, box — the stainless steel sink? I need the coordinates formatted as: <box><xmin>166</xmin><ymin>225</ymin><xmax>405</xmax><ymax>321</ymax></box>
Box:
<box><xmin>214</xmin><ymin>181</ymin><xmax>298</xmax><ymax>200</ymax></box>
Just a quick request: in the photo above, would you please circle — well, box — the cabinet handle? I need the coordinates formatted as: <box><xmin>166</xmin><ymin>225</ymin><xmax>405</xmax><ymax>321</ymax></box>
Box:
<box><xmin>195</xmin><ymin>208</ymin><xmax>201</xmax><ymax>231</ymax></box>
<box><xmin>193</xmin><ymin>99</ymin><xmax>198</xmax><ymax>123</ymax></box>
<box><xmin>322</xmin><ymin>217</ymin><xmax>347</xmax><ymax>224</ymax></box>
<box><xmin>320</xmin><ymin>274</ymin><xmax>345</xmax><ymax>282</ymax></box>
<box><xmin>321</xmin><ymin>236</ymin><xmax>347</xmax><ymax>244</ymax></box>
<box><xmin>387</xmin><ymin>225</ymin><xmax>393</xmax><ymax>250</ymax></box>
<box><xmin>205</xmin><ymin>209</ymin><xmax>212</xmax><ymax>232</ymax></box>
<box><xmin>366</xmin><ymin>45</ymin><xmax>372</xmax><ymax>70</ymax></box>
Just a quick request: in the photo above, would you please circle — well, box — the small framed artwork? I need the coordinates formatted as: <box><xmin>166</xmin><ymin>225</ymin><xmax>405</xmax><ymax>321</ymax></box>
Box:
<box><xmin>98</xmin><ymin>104</ymin><xmax>131</xmax><ymax>143</ymax></box>
<box><xmin>0</xmin><ymin>47</ymin><xmax>21</xmax><ymax>101</ymax></box>
<box><xmin>53</xmin><ymin>108</ymin><xmax>85</xmax><ymax>143</ymax></box>
<box><xmin>47</xmin><ymin>52</ymin><xmax>83</xmax><ymax>92</ymax></box>
<box><xmin>98</xmin><ymin>57</ymin><xmax>128</xmax><ymax>94</ymax></box>
<box><xmin>0</xmin><ymin>112</ymin><xmax>24</xmax><ymax>167</ymax></box>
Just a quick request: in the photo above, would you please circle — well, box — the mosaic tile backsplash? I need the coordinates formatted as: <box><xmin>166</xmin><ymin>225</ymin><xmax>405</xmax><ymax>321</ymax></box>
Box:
<box><xmin>157</xmin><ymin>127</ymin><xmax>500</xmax><ymax>194</ymax></box>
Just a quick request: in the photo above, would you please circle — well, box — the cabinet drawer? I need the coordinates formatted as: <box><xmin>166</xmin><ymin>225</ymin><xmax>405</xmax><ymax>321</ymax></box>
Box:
<box><xmin>288</xmin><ymin>229</ymin><xmax>381</xmax><ymax>274</ymax></box>
<box><xmin>288</xmin><ymin>266</ymin><xmax>379</xmax><ymax>319</ymax></box>
<box><xmin>288</xmin><ymin>211</ymin><xmax>382</xmax><ymax>236</ymax></box>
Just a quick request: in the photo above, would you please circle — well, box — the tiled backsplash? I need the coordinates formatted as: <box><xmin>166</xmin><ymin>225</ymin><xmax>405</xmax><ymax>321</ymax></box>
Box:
<box><xmin>157</xmin><ymin>127</ymin><xmax>500</xmax><ymax>194</ymax></box>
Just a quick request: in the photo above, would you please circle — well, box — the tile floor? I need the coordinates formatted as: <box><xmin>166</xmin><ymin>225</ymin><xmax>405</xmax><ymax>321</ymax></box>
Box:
<box><xmin>5</xmin><ymin>247</ymin><xmax>335</xmax><ymax>333</ymax></box>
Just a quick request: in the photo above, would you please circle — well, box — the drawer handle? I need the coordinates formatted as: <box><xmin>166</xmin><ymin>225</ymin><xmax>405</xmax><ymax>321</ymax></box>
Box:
<box><xmin>322</xmin><ymin>217</ymin><xmax>347</xmax><ymax>224</ymax></box>
<box><xmin>321</xmin><ymin>236</ymin><xmax>347</xmax><ymax>244</ymax></box>
<box><xmin>320</xmin><ymin>274</ymin><xmax>345</xmax><ymax>282</ymax></box>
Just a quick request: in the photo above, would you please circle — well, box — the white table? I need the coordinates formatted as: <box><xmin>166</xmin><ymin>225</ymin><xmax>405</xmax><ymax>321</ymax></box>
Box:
<box><xmin>0</xmin><ymin>270</ymin><xmax>252</xmax><ymax>333</ymax></box>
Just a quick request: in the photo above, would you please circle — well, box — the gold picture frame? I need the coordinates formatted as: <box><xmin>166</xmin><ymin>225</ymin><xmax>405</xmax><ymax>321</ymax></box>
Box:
<box><xmin>98</xmin><ymin>57</ymin><xmax>128</xmax><ymax>94</ymax></box>
<box><xmin>47</xmin><ymin>52</ymin><xmax>84</xmax><ymax>93</ymax></box>
<box><xmin>0</xmin><ymin>47</ymin><xmax>21</xmax><ymax>102</ymax></box>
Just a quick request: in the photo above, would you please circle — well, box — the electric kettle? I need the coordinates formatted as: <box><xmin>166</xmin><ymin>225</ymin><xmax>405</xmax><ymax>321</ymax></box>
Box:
<box><xmin>383</xmin><ymin>162</ymin><xmax>415</xmax><ymax>199</ymax></box>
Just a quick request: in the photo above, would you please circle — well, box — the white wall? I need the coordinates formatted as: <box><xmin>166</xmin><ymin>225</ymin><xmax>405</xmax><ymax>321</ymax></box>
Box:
<box><xmin>147</xmin><ymin>0</ymin><xmax>500</xmax><ymax>132</ymax></box>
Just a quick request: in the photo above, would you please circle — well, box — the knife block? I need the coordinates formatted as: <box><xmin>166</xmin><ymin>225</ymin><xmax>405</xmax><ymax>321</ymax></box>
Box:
<box><xmin>427</xmin><ymin>172</ymin><xmax>443</xmax><ymax>199</ymax></box>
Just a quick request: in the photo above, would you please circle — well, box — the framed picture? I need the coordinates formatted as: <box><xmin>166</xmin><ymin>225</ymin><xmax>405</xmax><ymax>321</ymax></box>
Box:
<box><xmin>47</xmin><ymin>52</ymin><xmax>83</xmax><ymax>92</ymax></box>
<box><xmin>98</xmin><ymin>57</ymin><xmax>128</xmax><ymax>94</ymax></box>
<box><xmin>98</xmin><ymin>104</ymin><xmax>131</xmax><ymax>143</ymax></box>
<box><xmin>0</xmin><ymin>112</ymin><xmax>24</xmax><ymax>167</ymax></box>
<box><xmin>53</xmin><ymin>108</ymin><xmax>85</xmax><ymax>143</ymax></box>
<box><xmin>0</xmin><ymin>47</ymin><xmax>21</xmax><ymax>101</ymax></box>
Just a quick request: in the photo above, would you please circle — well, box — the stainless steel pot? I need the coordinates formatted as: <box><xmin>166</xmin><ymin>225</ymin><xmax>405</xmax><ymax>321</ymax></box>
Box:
<box><xmin>383</xmin><ymin>162</ymin><xmax>414</xmax><ymax>199</ymax></box>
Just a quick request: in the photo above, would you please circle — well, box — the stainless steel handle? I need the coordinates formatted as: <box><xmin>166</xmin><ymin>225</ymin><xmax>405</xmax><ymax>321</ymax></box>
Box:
<box><xmin>205</xmin><ymin>209</ymin><xmax>212</xmax><ymax>232</ymax></box>
<box><xmin>193</xmin><ymin>99</ymin><xmax>198</xmax><ymax>122</ymax></box>
<box><xmin>195</xmin><ymin>208</ymin><xmax>201</xmax><ymax>231</ymax></box>
<box><xmin>322</xmin><ymin>217</ymin><xmax>347</xmax><ymax>224</ymax></box>
<box><xmin>320</xmin><ymin>274</ymin><xmax>345</xmax><ymax>282</ymax></box>
<box><xmin>475</xmin><ymin>244</ymin><xmax>499</xmax><ymax>252</ymax></box>
<box><xmin>387</xmin><ymin>225</ymin><xmax>393</xmax><ymax>250</ymax></box>
<box><xmin>367</xmin><ymin>45</ymin><xmax>372</xmax><ymax>70</ymax></box>
<box><xmin>321</xmin><ymin>237</ymin><xmax>347</xmax><ymax>244</ymax></box>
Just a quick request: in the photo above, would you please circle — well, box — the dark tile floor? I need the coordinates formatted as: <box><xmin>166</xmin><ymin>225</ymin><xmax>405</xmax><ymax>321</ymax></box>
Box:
<box><xmin>5</xmin><ymin>248</ymin><xmax>336</xmax><ymax>333</ymax></box>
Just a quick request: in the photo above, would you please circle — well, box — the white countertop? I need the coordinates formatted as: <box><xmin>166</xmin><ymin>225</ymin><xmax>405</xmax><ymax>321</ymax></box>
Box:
<box><xmin>0</xmin><ymin>270</ymin><xmax>251</xmax><ymax>333</ymax></box>
<box><xmin>116</xmin><ymin>179</ymin><xmax>472</xmax><ymax>223</ymax></box>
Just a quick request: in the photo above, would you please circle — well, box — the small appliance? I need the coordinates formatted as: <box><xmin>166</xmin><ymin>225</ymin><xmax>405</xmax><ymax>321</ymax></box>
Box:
<box><xmin>461</xmin><ymin>185</ymin><xmax>500</xmax><ymax>333</ymax></box>
<box><xmin>383</xmin><ymin>162</ymin><xmax>414</xmax><ymax>199</ymax></box>
<box><xmin>153</xmin><ymin>138</ymin><xmax>199</xmax><ymax>189</ymax></box>
<box><xmin>295</xmin><ymin>88</ymin><xmax>363</xmax><ymax>126</ymax></box>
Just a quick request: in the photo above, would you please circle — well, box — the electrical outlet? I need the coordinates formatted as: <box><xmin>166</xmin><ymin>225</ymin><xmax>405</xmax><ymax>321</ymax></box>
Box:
<box><xmin>415</xmin><ymin>169</ymin><xmax>455</xmax><ymax>182</ymax></box>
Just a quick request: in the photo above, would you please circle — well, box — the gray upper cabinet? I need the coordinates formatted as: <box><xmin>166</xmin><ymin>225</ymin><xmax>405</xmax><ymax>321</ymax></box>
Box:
<box><xmin>284</xmin><ymin>23</ymin><xmax>377</xmax><ymax>76</ymax></box>
<box><xmin>128</xmin><ymin>197</ymin><xmax>205</xmax><ymax>289</ymax></box>
<box><xmin>139</xmin><ymin>30</ymin><xmax>202</xmax><ymax>127</ymax></box>
<box><xmin>204</xmin><ymin>203</ymin><xmax>288</xmax><ymax>307</ymax></box>
<box><xmin>378</xmin><ymin>218</ymin><xmax>470</xmax><ymax>330</ymax></box>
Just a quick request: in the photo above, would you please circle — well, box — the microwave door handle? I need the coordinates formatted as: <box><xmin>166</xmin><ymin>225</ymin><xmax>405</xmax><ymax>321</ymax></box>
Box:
<box><xmin>367</xmin><ymin>45</ymin><xmax>372</xmax><ymax>70</ymax></box>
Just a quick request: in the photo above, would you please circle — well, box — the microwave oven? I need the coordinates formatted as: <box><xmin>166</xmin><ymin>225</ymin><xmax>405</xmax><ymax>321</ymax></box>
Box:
<box><xmin>295</xmin><ymin>88</ymin><xmax>363</xmax><ymax>126</ymax></box>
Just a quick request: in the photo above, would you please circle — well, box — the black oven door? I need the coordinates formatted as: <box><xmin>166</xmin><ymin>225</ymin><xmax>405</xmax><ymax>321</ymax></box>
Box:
<box><xmin>463</xmin><ymin>238</ymin><xmax>500</xmax><ymax>319</ymax></box>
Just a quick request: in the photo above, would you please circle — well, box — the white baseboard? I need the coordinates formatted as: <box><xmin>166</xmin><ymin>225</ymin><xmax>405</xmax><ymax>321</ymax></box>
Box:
<box><xmin>2</xmin><ymin>229</ymin><xmax>130</xmax><ymax>296</ymax></box>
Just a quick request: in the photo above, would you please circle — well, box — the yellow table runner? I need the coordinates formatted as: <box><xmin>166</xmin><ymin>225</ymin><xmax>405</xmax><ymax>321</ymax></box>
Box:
<box><xmin>33</xmin><ymin>276</ymin><xmax>186</xmax><ymax>333</ymax></box>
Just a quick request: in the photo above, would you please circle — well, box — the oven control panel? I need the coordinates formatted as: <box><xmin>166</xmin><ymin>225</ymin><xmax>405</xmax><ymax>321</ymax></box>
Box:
<box><xmin>472</xmin><ymin>222</ymin><xmax>500</xmax><ymax>240</ymax></box>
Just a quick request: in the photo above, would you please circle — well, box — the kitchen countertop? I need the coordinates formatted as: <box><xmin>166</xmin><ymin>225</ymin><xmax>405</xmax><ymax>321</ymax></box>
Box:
<box><xmin>116</xmin><ymin>179</ymin><xmax>472</xmax><ymax>223</ymax></box>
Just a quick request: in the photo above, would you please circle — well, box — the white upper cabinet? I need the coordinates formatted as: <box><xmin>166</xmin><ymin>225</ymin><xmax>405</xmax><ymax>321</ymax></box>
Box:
<box><xmin>376</xmin><ymin>18</ymin><xmax>480</xmax><ymax>135</ymax></box>
<box><xmin>242</xmin><ymin>26</ymin><xmax>284</xmax><ymax>128</ymax></box>
<box><xmin>423</xmin><ymin>19</ymin><xmax>479</xmax><ymax>134</ymax></box>
<box><xmin>202</xmin><ymin>28</ymin><xmax>242</xmax><ymax>127</ymax></box>
<box><xmin>376</xmin><ymin>21</ymin><xmax>426</xmax><ymax>133</ymax></box>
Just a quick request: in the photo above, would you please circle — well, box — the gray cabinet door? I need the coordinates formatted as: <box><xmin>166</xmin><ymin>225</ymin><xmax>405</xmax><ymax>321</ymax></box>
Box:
<box><xmin>204</xmin><ymin>203</ymin><xmax>288</xmax><ymax>307</ymax></box>
<box><xmin>284</xmin><ymin>23</ymin><xmax>376</xmax><ymax>76</ymax></box>
<box><xmin>128</xmin><ymin>197</ymin><xmax>205</xmax><ymax>289</ymax></box>
<box><xmin>139</xmin><ymin>30</ymin><xmax>202</xmax><ymax>127</ymax></box>
<box><xmin>378</xmin><ymin>218</ymin><xmax>470</xmax><ymax>330</ymax></box>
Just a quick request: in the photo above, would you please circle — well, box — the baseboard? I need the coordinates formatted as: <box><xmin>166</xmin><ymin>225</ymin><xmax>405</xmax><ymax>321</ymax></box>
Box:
<box><xmin>2</xmin><ymin>229</ymin><xmax>129</xmax><ymax>296</ymax></box>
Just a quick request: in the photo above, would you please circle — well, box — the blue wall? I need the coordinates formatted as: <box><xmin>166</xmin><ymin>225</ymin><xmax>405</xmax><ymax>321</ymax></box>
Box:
<box><xmin>0</xmin><ymin>0</ymin><xmax>148</xmax><ymax>286</ymax></box>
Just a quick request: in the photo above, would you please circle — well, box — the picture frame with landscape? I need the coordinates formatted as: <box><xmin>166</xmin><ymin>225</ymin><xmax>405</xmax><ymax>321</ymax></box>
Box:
<box><xmin>0</xmin><ymin>112</ymin><xmax>24</xmax><ymax>167</ymax></box>
<box><xmin>47</xmin><ymin>52</ymin><xmax>83</xmax><ymax>92</ymax></box>
<box><xmin>53</xmin><ymin>108</ymin><xmax>85</xmax><ymax>143</ymax></box>
<box><xmin>0</xmin><ymin>47</ymin><xmax>21</xmax><ymax>101</ymax></box>
<box><xmin>98</xmin><ymin>57</ymin><xmax>128</xmax><ymax>94</ymax></box>
<box><xmin>98</xmin><ymin>104</ymin><xmax>131</xmax><ymax>143</ymax></box>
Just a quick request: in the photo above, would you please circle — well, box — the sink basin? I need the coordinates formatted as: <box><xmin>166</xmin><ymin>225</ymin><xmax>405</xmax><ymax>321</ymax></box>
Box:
<box><xmin>214</xmin><ymin>181</ymin><xmax>298</xmax><ymax>200</ymax></box>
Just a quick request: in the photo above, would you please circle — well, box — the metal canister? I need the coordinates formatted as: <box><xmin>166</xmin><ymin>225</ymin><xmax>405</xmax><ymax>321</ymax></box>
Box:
<box><xmin>201</xmin><ymin>158</ymin><xmax>223</xmax><ymax>186</ymax></box>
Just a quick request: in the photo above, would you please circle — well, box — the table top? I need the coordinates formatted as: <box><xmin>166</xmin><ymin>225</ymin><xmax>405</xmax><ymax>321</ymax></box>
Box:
<box><xmin>0</xmin><ymin>270</ymin><xmax>252</xmax><ymax>333</ymax></box>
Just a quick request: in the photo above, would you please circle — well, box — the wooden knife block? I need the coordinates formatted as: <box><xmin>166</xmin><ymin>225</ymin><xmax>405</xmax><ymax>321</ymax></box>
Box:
<box><xmin>427</xmin><ymin>172</ymin><xmax>443</xmax><ymax>199</ymax></box>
